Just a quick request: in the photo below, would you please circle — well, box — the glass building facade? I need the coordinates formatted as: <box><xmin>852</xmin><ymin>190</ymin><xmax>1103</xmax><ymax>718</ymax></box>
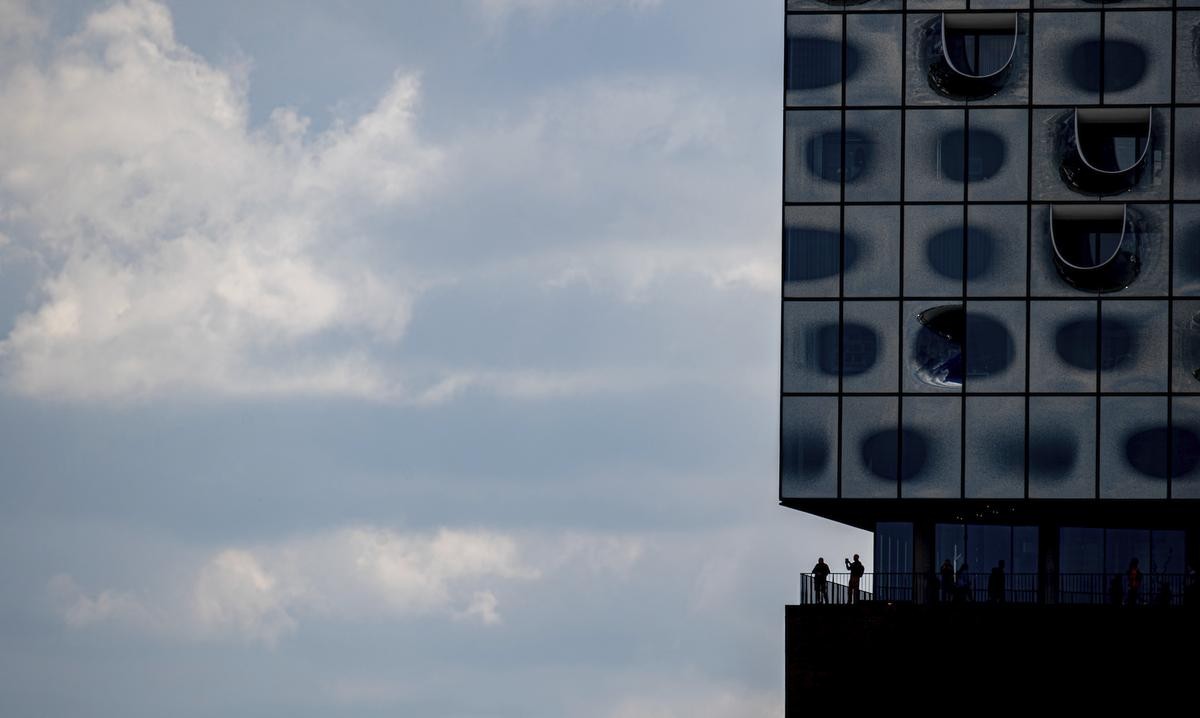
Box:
<box><xmin>780</xmin><ymin>1</ymin><xmax>1200</xmax><ymax>573</ymax></box>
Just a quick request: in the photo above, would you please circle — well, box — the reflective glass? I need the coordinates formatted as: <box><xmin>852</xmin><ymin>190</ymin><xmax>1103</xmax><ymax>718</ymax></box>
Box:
<box><xmin>965</xmin><ymin>396</ymin><xmax>1025</xmax><ymax>499</ymax></box>
<box><xmin>843</xmin><ymin>205</ymin><xmax>900</xmax><ymax>297</ymax></box>
<box><xmin>784</xmin><ymin>111</ymin><xmax>841</xmax><ymax>203</ymax></box>
<box><xmin>1028</xmin><ymin>300</ymin><xmax>1096</xmax><ymax>392</ymax></box>
<box><xmin>1102</xmin><ymin>12</ymin><xmax>1172</xmax><ymax>105</ymax></box>
<box><xmin>1173</xmin><ymin>205</ymin><xmax>1200</xmax><ymax>296</ymax></box>
<box><xmin>785</xmin><ymin>14</ymin><xmax>842</xmax><ymax>106</ymax></box>
<box><xmin>1176</xmin><ymin>108</ymin><xmax>1200</xmax><ymax>202</ymax></box>
<box><xmin>842</xmin><ymin>396</ymin><xmax>899</xmax><ymax>498</ymax></box>
<box><xmin>966</xmin><ymin>109</ymin><xmax>1028</xmax><ymax>202</ymax></box>
<box><xmin>1031</xmin><ymin>12</ymin><xmax>1100</xmax><ymax>106</ymax></box>
<box><xmin>845</xmin><ymin>13</ymin><xmax>902</xmax><ymax>105</ymax></box>
<box><xmin>903</xmin><ymin>300</ymin><xmax>965</xmax><ymax>392</ymax></box>
<box><xmin>1173</xmin><ymin>300</ymin><xmax>1200</xmax><ymax>392</ymax></box>
<box><xmin>1100</xmin><ymin>396</ymin><xmax>1167</xmax><ymax>499</ymax></box>
<box><xmin>781</xmin><ymin>396</ymin><xmax>838</xmax><ymax>498</ymax></box>
<box><xmin>966</xmin><ymin>301</ymin><xmax>1026</xmax><ymax>393</ymax></box>
<box><xmin>1028</xmin><ymin>396</ymin><xmax>1095</xmax><ymax>499</ymax></box>
<box><xmin>1170</xmin><ymin>398</ymin><xmax>1200</xmax><ymax>498</ymax></box>
<box><xmin>904</xmin><ymin>205</ymin><xmax>964</xmax><ymax>298</ymax></box>
<box><xmin>782</xmin><ymin>301</ymin><xmax>839</xmax><ymax>392</ymax></box>
<box><xmin>900</xmin><ymin>396</ymin><xmax>961</xmax><ymax>499</ymax></box>
<box><xmin>783</xmin><ymin>205</ymin><xmax>840</xmax><ymax>298</ymax></box>
<box><xmin>904</xmin><ymin>109</ymin><xmax>966</xmax><ymax>202</ymax></box>
<box><xmin>966</xmin><ymin>204</ymin><xmax>1027</xmax><ymax>297</ymax></box>
<box><xmin>842</xmin><ymin>301</ymin><xmax>899</xmax><ymax>393</ymax></box>
<box><xmin>1100</xmin><ymin>300</ymin><xmax>1167</xmax><ymax>393</ymax></box>
<box><xmin>844</xmin><ymin>110</ymin><xmax>901</xmax><ymax>202</ymax></box>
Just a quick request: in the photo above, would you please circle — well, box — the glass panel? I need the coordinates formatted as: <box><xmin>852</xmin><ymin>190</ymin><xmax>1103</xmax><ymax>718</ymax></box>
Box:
<box><xmin>1115</xmin><ymin>108</ymin><xmax>1171</xmax><ymax>203</ymax></box>
<box><xmin>784</xmin><ymin>111</ymin><xmax>841</xmax><ymax>203</ymax></box>
<box><xmin>1013</xmin><ymin>527</ymin><xmax>1038</xmax><ymax>575</ymax></box>
<box><xmin>785</xmin><ymin>14</ymin><xmax>842</xmax><ymax>107</ymax></box>
<box><xmin>966</xmin><ymin>204</ymin><xmax>1026</xmax><ymax>297</ymax></box>
<box><xmin>905</xmin><ymin>109</ymin><xmax>966</xmax><ymax>202</ymax></box>
<box><xmin>842</xmin><ymin>396</ymin><xmax>899</xmax><ymax>499</ymax></box>
<box><xmin>1178</xmin><ymin>16</ymin><xmax>1200</xmax><ymax>134</ymax></box>
<box><xmin>1028</xmin><ymin>396</ymin><xmax>1095</xmax><ymax>499</ymax></box>
<box><xmin>1151</xmin><ymin>531</ymin><xmax>1184</xmax><ymax>576</ymax></box>
<box><xmin>1028</xmin><ymin>300</ymin><xmax>1096</xmax><ymax>392</ymax></box>
<box><xmin>967</xmin><ymin>525</ymin><xmax>1012</xmax><ymax>601</ymax></box>
<box><xmin>900</xmin><ymin>395</ymin><xmax>961</xmax><ymax>499</ymax></box>
<box><xmin>783</xmin><ymin>205</ymin><xmax>840</xmax><ymax>298</ymax></box>
<box><xmin>781</xmin><ymin>396</ymin><xmax>838</xmax><ymax>499</ymax></box>
<box><xmin>786</xmin><ymin>0</ymin><xmax>902</xmax><ymax>9</ymax></box>
<box><xmin>1174</xmin><ymin>206</ymin><xmax>1200</xmax><ymax>296</ymax></box>
<box><xmin>1100</xmin><ymin>300</ymin><xmax>1167</xmax><ymax>393</ymax></box>
<box><xmin>1125</xmin><ymin>203</ymin><xmax>1168</xmax><ymax>296</ymax></box>
<box><xmin>907</xmin><ymin>0</ymin><xmax>966</xmax><ymax>9</ymax></box>
<box><xmin>782</xmin><ymin>301</ymin><xmax>839</xmax><ymax>392</ymax></box>
<box><xmin>843</xmin><ymin>110</ymin><xmax>901</xmax><ymax>202</ymax></box>
<box><xmin>1060</xmin><ymin>527</ymin><xmax>1104</xmax><ymax>605</ymax></box>
<box><xmin>904</xmin><ymin>300</ymin><xmax>965</xmax><ymax>393</ymax></box>
<box><xmin>874</xmin><ymin>522</ymin><xmax>914</xmax><ymax>602</ymax></box>
<box><xmin>842</xmin><ymin>301</ymin><xmax>899</xmax><ymax>393</ymax></box>
<box><xmin>845</xmin><ymin>13</ymin><xmax>902</xmax><ymax>106</ymax></box>
<box><xmin>843</xmin><ymin>205</ymin><xmax>900</xmax><ymax>297</ymax></box>
<box><xmin>966</xmin><ymin>301</ymin><xmax>1025</xmax><ymax>393</ymax></box>
<box><xmin>1030</xmin><ymin>110</ymin><xmax>1080</xmax><ymax>204</ymax></box>
<box><xmin>965</xmin><ymin>396</ymin><xmax>1024</xmax><ymax>499</ymax></box>
<box><xmin>1031</xmin><ymin>13</ymin><xmax>1101</xmax><ymax>106</ymax></box>
<box><xmin>1172</xmin><ymin>398</ymin><xmax>1200</xmax><ymax>499</ymax></box>
<box><xmin>1174</xmin><ymin>301</ymin><xmax>1200</xmax><ymax>392</ymax></box>
<box><xmin>1176</xmin><ymin>108</ymin><xmax>1200</xmax><ymax>202</ymax></box>
<box><xmin>967</xmin><ymin>109</ymin><xmax>1028</xmax><ymax>202</ymax></box>
<box><xmin>904</xmin><ymin>205</ymin><xmax>964</xmax><ymax>298</ymax></box>
<box><xmin>1101</xmin><ymin>12</ymin><xmax>1172</xmax><ymax>105</ymax></box>
<box><xmin>1100</xmin><ymin>396</ymin><xmax>1167</xmax><ymax>499</ymax></box>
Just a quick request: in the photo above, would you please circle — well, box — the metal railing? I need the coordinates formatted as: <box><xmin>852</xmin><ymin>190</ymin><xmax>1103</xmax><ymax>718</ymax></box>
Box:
<box><xmin>799</xmin><ymin>572</ymin><xmax>1200</xmax><ymax>606</ymax></box>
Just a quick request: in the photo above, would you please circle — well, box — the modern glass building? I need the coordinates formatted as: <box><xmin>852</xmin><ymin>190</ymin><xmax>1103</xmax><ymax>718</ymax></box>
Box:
<box><xmin>781</xmin><ymin>0</ymin><xmax>1200</xmax><ymax>596</ymax></box>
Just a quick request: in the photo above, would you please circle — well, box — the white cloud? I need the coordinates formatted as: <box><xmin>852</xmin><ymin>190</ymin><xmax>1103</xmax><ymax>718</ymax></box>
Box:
<box><xmin>51</xmin><ymin>525</ymin><xmax>643</xmax><ymax>644</ymax></box>
<box><xmin>0</xmin><ymin>2</ymin><xmax>775</xmax><ymax>404</ymax></box>
<box><xmin>0</xmin><ymin>1</ymin><xmax>438</xmax><ymax>401</ymax></box>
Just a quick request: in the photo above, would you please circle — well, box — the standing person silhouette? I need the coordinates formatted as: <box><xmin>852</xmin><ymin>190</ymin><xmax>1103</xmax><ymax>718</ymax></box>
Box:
<box><xmin>845</xmin><ymin>554</ymin><xmax>865</xmax><ymax>604</ymax></box>
<box><xmin>812</xmin><ymin>557</ymin><xmax>831</xmax><ymax>604</ymax></box>
<box><xmin>1127</xmin><ymin>558</ymin><xmax>1142</xmax><ymax>606</ymax></box>
<box><xmin>988</xmin><ymin>560</ymin><xmax>1006</xmax><ymax>603</ymax></box>
<box><xmin>940</xmin><ymin>559</ymin><xmax>955</xmax><ymax>603</ymax></box>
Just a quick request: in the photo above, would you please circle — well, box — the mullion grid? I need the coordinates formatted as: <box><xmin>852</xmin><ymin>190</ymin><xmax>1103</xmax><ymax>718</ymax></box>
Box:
<box><xmin>782</xmin><ymin>3</ymin><xmax>1189</xmax><ymax>502</ymax></box>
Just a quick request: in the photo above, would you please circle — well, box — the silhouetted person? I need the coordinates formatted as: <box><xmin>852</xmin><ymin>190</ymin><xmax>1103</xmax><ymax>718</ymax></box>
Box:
<box><xmin>955</xmin><ymin>563</ymin><xmax>972</xmax><ymax>603</ymax></box>
<box><xmin>812</xmin><ymin>557</ymin><xmax>831</xmax><ymax>604</ymax></box>
<box><xmin>1185</xmin><ymin>564</ymin><xmax>1199</xmax><ymax>608</ymax></box>
<box><xmin>1127</xmin><ymin>558</ymin><xmax>1142</xmax><ymax>606</ymax></box>
<box><xmin>940</xmin><ymin>559</ymin><xmax>954</xmax><ymax>603</ymax></box>
<box><xmin>1109</xmin><ymin>573</ymin><xmax>1124</xmax><ymax>606</ymax></box>
<box><xmin>988</xmin><ymin>560</ymin><xmax>1006</xmax><ymax>603</ymax></box>
<box><xmin>846</xmin><ymin>554</ymin><xmax>865</xmax><ymax>604</ymax></box>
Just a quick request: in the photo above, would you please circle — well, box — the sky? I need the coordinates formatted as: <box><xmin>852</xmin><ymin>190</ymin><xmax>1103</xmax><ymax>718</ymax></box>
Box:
<box><xmin>0</xmin><ymin>1</ymin><xmax>869</xmax><ymax>716</ymax></box>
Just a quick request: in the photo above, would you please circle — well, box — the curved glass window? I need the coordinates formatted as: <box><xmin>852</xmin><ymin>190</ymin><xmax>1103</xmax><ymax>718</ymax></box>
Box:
<box><xmin>913</xmin><ymin>305</ymin><xmax>965</xmax><ymax>388</ymax></box>
<box><xmin>1050</xmin><ymin>204</ymin><xmax>1140</xmax><ymax>293</ymax></box>
<box><xmin>927</xmin><ymin>13</ymin><xmax>1018</xmax><ymax>101</ymax></box>
<box><xmin>1059</xmin><ymin>108</ymin><xmax>1153</xmax><ymax>196</ymax></box>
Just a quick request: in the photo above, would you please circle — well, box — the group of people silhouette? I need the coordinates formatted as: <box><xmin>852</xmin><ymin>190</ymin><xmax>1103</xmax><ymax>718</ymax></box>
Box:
<box><xmin>811</xmin><ymin>553</ymin><xmax>1197</xmax><ymax>606</ymax></box>
<box><xmin>809</xmin><ymin>555</ymin><xmax>864</xmax><ymax>604</ymax></box>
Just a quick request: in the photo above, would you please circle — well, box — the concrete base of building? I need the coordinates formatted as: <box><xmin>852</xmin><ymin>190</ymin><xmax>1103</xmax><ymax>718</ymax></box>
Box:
<box><xmin>785</xmin><ymin>602</ymin><xmax>1200</xmax><ymax>711</ymax></box>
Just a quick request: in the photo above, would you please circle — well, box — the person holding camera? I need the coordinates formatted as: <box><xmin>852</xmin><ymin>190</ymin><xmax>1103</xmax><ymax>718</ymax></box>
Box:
<box><xmin>845</xmin><ymin>554</ymin><xmax>865</xmax><ymax>604</ymax></box>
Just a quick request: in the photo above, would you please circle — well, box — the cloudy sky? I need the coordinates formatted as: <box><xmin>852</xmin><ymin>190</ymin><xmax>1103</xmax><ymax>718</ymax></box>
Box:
<box><xmin>0</xmin><ymin>1</ymin><xmax>868</xmax><ymax>715</ymax></box>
